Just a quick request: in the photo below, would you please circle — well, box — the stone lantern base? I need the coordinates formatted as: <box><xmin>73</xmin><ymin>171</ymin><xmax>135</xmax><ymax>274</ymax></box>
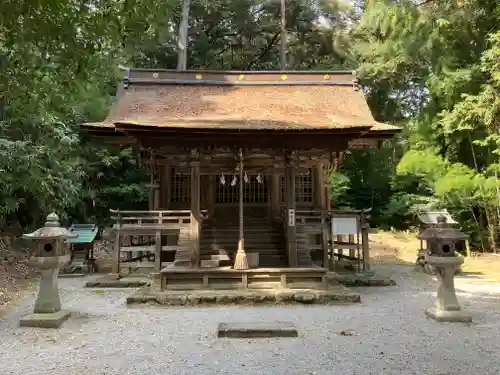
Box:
<box><xmin>19</xmin><ymin>254</ymin><xmax>72</xmax><ymax>329</ymax></box>
<box><xmin>425</xmin><ymin>255</ymin><xmax>472</xmax><ymax>323</ymax></box>
<box><xmin>20</xmin><ymin>310</ymin><xmax>71</xmax><ymax>329</ymax></box>
<box><xmin>425</xmin><ymin>307</ymin><xmax>472</xmax><ymax>323</ymax></box>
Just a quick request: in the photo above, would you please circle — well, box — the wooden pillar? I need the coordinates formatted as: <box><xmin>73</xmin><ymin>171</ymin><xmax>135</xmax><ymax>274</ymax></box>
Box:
<box><xmin>362</xmin><ymin>216</ymin><xmax>371</xmax><ymax>273</ymax></box>
<box><xmin>155</xmin><ymin>212</ymin><xmax>163</xmax><ymax>272</ymax></box>
<box><xmin>285</xmin><ymin>156</ymin><xmax>297</xmax><ymax>267</ymax></box>
<box><xmin>190</xmin><ymin>161</ymin><xmax>201</xmax><ymax>267</ymax></box>
<box><xmin>161</xmin><ymin>166</ymin><xmax>171</xmax><ymax>209</ymax></box>
<box><xmin>314</xmin><ymin>164</ymin><xmax>326</xmax><ymax>209</ymax></box>
<box><xmin>153</xmin><ymin>185</ymin><xmax>160</xmax><ymax>210</ymax></box>
<box><xmin>270</xmin><ymin>174</ymin><xmax>280</xmax><ymax>218</ymax></box>
<box><xmin>112</xmin><ymin>227</ymin><xmax>121</xmax><ymax>276</ymax></box>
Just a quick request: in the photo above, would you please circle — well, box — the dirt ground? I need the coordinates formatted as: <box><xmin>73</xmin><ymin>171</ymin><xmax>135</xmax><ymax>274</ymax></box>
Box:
<box><xmin>370</xmin><ymin>230</ymin><xmax>500</xmax><ymax>281</ymax></box>
<box><xmin>0</xmin><ymin>245</ymin><xmax>34</xmax><ymax>313</ymax></box>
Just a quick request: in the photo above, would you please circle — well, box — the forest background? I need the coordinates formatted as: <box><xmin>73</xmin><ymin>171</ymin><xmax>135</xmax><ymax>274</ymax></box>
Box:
<box><xmin>0</xmin><ymin>0</ymin><xmax>499</xmax><ymax>251</ymax></box>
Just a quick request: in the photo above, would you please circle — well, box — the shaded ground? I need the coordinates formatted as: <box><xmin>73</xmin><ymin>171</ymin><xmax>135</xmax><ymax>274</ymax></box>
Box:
<box><xmin>0</xmin><ymin>239</ymin><xmax>33</xmax><ymax>310</ymax></box>
<box><xmin>2</xmin><ymin>264</ymin><xmax>500</xmax><ymax>375</ymax></box>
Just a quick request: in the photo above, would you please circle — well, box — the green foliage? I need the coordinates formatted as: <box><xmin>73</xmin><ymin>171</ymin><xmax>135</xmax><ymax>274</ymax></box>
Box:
<box><xmin>1</xmin><ymin>0</ymin><xmax>499</xmax><ymax>253</ymax></box>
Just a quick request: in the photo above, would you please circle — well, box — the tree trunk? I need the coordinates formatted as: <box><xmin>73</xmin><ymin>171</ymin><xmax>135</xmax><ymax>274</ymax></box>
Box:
<box><xmin>280</xmin><ymin>0</ymin><xmax>287</xmax><ymax>70</ymax></box>
<box><xmin>177</xmin><ymin>0</ymin><xmax>191</xmax><ymax>71</ymax></box>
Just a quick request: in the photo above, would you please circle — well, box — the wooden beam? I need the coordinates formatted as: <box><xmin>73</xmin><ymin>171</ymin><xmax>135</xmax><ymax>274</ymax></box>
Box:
<box><xmin>168</xmin><ymin>167</ymin><xmax>311</xmax><ymax>175</ymax></box>
<box><xmin>128</xmin><ymin>132</ymin><xmax>354</xmax><ymax>150</ymax></box>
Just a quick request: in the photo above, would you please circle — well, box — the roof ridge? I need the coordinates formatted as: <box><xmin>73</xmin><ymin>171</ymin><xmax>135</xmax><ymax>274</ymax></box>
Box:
<box><xmin>123</xmin><ymin>69</ymin><xmax>359</xmax><ymax>88</ymax></box>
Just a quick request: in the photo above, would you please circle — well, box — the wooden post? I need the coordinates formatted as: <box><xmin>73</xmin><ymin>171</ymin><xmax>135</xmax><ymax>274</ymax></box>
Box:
<box><xmin>153</xmin><ymin>184</ymin><xmax>160</xmax><ymax>211</ymax></box>
<box><xmin>314</xmin><ymin>165</ymin><xmax>326</xmax><ymax>209</ymax></box>
<box><xmin>190</xmin><ymin>162</ymin><xmax>201</xmax><ymax>267</ymax></box>
<box><xmin>112</xmin><ymin>211</ymin><xmax>121</xmax><ymax>277</ymax></box>
<box><xmin>362</xmin><ymin>219</ymin><xmax>371</xmax><ymax>273</ymax></box>
<box><xmin>285</xmin><ymin>157</ymin><xmax>297</xmax><ymax>267</ymax></box>
<box><xmin>155</xmin><ymin>212</ymin><xmax>163</xmax><ymax>272</ymax></box>
<box><xmin>162</xmin><ymin>166</ymin><xmax>171</xmax><ymax>210</ymax></box>
<box><xmin>321</xmin><ymin>213</ymin><xmax>329</xmax><ymax>269</ymax></box>
<box><xmin>148</xmin><ymin>173</ymin><xmax>154</xmax><ymax>211</ymax></box>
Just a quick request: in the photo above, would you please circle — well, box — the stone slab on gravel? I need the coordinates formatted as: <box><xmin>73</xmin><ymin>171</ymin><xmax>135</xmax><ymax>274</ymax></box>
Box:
<box><xmin>217</xmin><ymin>322</ymin><xmax>298</xmax><ymax>338</ymax></box>
<box><xmin>126</xmin><ymin>287</ymin><xmax>361</xmax><ymax>306</ymax></box>
<box><xmin>85</xmin><ymin>275</ymin><xmax>150</xmax><ymax>288</ymax></box>
<box><xmin>330</xmin><ymin>272</ymin><xmax>397</xmax><ymax>287</ymax></box>
<box><xmin>19</xmin><ymin>310</ymin><xmax>70</xmax><ymax>328</ymax></box>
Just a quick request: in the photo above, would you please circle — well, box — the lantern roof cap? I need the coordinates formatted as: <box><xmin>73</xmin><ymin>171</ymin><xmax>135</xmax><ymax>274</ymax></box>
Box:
<box><xmin>417</xmin><ymin>215</ymin><xmax>467</xmax><ymax>241</ymax></box>
<box><xmin>22</xmin><ymin>213</ymin><xmax>79</xmax><ymax>240</ymax></box>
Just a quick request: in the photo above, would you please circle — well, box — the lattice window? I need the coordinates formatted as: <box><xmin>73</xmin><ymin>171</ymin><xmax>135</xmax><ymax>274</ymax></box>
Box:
<box><xmin>216</xmin><ymin>176</ymin><xmax>238</xmax><ymax>203</ymax></box>
<box><xmin>216</xmin><ymin>175</ymin><xmax>268</xmax><ymax>204</ymax></box>
<box><xmin>244</xmin><ymin>176</ymin><xmax>268</xmax><ymax>204</ymax></box>
<box><xmin>279</xmin><ymin>171</ymin><xmax>313</xmax><ymax>204</ymax></box>
<box><xmin>296</xmin><ymin>174</ymin><xmax>313</xmax><ymax>203</ymax></box>
<box><xmin>170</xmin><ymin>172</ymin><xmax>190</xmax><ymax>204</ymax></box>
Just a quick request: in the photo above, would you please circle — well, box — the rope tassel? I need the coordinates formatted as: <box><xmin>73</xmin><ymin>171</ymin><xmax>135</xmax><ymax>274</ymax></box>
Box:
<box><xmin>233</xmin><ymin>148</ymin><xmax>249</xmax><ymax>270</ymax></box>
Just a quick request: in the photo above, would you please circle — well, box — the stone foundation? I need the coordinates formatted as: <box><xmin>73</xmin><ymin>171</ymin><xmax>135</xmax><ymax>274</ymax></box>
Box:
<box><xmin>85</xmin><ymin>275</ymin><xmax>150</xmax><ymax>288</ymax></box>
<box><xmin>328</xmin><ymin>272</ymin><xmax>396</xmax><ymax>287</ymax></box>
<box><xmin>126</xmin><ymin>286</ymin><xmax>361</xmax><ymax>306</ymax></box>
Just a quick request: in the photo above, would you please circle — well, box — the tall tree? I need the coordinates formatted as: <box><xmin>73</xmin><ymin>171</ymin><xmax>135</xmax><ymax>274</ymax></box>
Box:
<box><xmin>177</xmin><ymin>0</ymin><xmax>192</xmax><ymax>70</ymax></box>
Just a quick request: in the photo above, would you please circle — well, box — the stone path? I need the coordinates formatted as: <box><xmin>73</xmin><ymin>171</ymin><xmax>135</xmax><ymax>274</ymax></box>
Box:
<box><xmin>1</xmin><ymin>265</ymin><xmax>500</xmax><ymax>375</ymax></box>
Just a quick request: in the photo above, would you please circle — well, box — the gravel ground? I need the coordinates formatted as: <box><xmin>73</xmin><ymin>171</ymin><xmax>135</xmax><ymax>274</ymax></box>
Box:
<box><xmin>1</xmin><ymin>265</ymin><xmax>500</xmax><ymax>375</ymax></box>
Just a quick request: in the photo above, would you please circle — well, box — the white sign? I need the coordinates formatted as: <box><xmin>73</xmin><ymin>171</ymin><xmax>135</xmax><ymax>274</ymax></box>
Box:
<box><xmin>332</xmin><ymin>217</ymin><xmax>358</xmax><ymax>235</ymax></box>
<box><xmin>288</xmin><ymin>209</ymin><xmax>295</xmax><ymax>227</ymax></box>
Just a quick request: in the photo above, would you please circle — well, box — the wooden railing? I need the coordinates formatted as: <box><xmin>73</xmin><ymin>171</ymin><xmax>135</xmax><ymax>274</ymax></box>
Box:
<box><xmin>295</xmin><ymin>209</ymin><xmax>371</xmax><ymax>272</ymax></box>
<box><xmin>109</xmin><ymin>209</ymin><xmax>208</xmax><ymax>275</ymax></box>
<box><xmin>110</xmin><ymin>210</ymin><xmax>209</xmax><ymax>228</ymax></box>
<box><xmin>296</xmin><ymin>210</ymin><xmax>330</xmax><ymax>267</ymax></box>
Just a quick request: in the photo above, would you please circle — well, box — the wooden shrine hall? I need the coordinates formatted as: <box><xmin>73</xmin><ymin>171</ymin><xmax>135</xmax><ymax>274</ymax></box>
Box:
<box><xmin>83</xmin><ymin>69</ymin><xmax>400</xmax><ymax>290</ymax></box>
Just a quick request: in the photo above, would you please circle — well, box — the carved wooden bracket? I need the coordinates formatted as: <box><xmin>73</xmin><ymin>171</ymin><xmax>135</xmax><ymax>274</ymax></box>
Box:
<box><xmin>189</xmin><ymin>148</ymin><xmax>200</xmax><ymax>166</ymax></box>
<box><xmin>284</xmin><ymin>150</ymin><xmax>298</xmax><ymax>167</ymax></box>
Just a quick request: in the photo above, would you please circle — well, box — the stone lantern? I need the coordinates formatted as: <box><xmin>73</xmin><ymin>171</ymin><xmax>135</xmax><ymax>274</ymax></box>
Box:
<box><xmin>418</xmin><ymin>215</ymin><xmax>472</xmax><ymax>323</ymax></box>
<box><xmin>20</xmin><ymin>213</ymin><xmax>78</xmax><ymax>328</ymax></box>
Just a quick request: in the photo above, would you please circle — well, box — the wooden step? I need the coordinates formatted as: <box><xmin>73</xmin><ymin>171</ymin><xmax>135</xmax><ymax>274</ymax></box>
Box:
<box><xmin>200</xmin><ymin>259</ymin><xmax>233</xmax><ymax>268</ymax></box>
<box><xmin>201</xmin><ymin>248</ymin><xmax>284</xmax><ymax>255</ymax></box>
<box><xmin>200</xmin><ymin>254</ymin><xmax>232</xmax><ymax>261</ymax></box>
